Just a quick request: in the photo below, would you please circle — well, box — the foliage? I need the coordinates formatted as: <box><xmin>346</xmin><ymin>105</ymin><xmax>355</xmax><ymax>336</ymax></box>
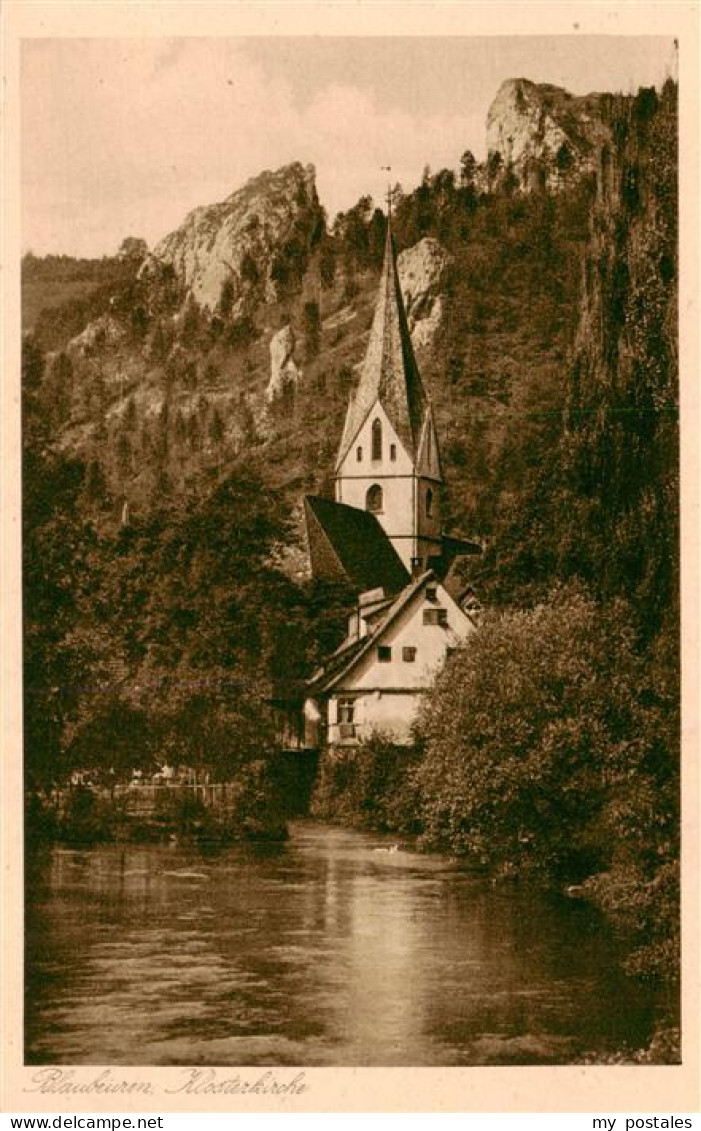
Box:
<box><xmin>413</xmin><ymin>583</ymin><xmax>679</xmax><ymax>979</ymax></box>
<box><xmin>22</xmin><ymin>372</ymin><xmax>330</xmax><ymax>803</ymax></box>
<box><xmin>415</xmin><ymin>586</ymin><xmax>677</xmax><ymax>875</ymax></box>
<box><xmin>22</xmin><ymin>253</ymin><xmax>139</xmax><ymax>351</ymax></box>
<box><xmin>311</xmin><ymin>732</ymin><xmax>422</xmax><ymax>834</ymax></box>
<box><xmin>482</xmin><ymin>82</ymin><xmax>678</xmax><ymax>642</ymax></box>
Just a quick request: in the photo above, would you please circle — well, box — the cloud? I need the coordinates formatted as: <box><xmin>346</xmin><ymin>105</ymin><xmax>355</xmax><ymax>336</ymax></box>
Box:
<box><xmin>21</xmin><ymin>36</ymin><xmax>672</xmax><ymax>257</ymax></box>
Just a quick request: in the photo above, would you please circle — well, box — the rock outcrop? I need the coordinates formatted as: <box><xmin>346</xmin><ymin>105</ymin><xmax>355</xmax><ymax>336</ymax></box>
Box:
<box><xmin>266</xmin><ymin>324</ymin><xmax>301</xmax><ymax>403</ymax></box>
<box><xmin>141</xmin><ymin>162</ymin><xmax>323</xmax><ymax>313</ymax></box>
<box><xmin>486</xmin><ymin>78</ymin><xmax>610</xmax><ymax>191</ymax></box>
<box><xmin>397</xmin><ymin>237</ymin><xmax>451</xmax><ymax>350</ymax></box>
<box><xmin>66</xmin><ymin>314</ymin><xmax>127</xmax><ymax>357</ymax></box>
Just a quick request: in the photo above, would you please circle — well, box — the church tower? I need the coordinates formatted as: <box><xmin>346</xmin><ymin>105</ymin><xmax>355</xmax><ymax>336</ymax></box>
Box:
<box><xmin>334</xmin><ymin>219</ymin><xmax>443</xmax><ymax>572</ymax></box>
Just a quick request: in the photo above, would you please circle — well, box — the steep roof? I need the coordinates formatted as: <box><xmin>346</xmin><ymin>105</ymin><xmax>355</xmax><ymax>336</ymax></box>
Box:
<box><xmin>311</xmin><ymin>569</ymin><xmax>466</xmax><ymax>694</ymax></box>
<box><xmin>336</xmin><ymin>223</ymin><xmax>429</xmax><ymax>469</ymax></box>
<box><xmin>304</xmin><ymin>495</ymin><xmax>410</xmax><ymax>595</ymax></box>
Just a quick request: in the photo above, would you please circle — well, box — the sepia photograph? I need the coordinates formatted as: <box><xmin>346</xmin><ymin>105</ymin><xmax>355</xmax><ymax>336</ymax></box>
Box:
<box><xmin>4</xmin><ymin>5</ymin><xmax>697</xmax><ymax>1109</ymax></box>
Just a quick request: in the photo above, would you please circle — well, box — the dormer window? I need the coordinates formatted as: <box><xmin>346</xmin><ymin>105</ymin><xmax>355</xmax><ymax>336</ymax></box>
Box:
<box><xmin>372</xmin><ymin>418</ymin><xmax>382</xmax><ymax>461</ymax></box>
<box><xmin>356</xmin><ymin>446</ymin><xmax>363</xmax><ymax>462</ymax></box>
<box><xmin>366</xmin><ymin>484</ymin><xmax>383</xmax><ymax>514</ymax></box>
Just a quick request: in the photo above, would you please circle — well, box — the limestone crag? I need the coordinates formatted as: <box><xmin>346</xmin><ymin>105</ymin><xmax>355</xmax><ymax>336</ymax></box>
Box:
<box><xmin>266</xmin><ymin>324</ymin><xmax>301</xmax><ymax>403</ymax></box>
<box><xmin>66</xmin><ymin>314</ymin><xmax>127</xmax><ymax>358</ymax></box>
<box><xmin>141</xmin><ymin>162</ymin><xmax>322</xmax><ymax>312</ymax></box>
<box><xmin>486</xmin><ymin>79</ymin><xmax>610</xmax><ymax>191</ymax></box>
<box><xmin>397</xmin><ymin>237</ymin><xmax>451</xmax><ymax>351</ymax></box>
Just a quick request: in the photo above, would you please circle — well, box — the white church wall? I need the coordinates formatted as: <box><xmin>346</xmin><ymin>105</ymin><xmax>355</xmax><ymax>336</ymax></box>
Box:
<box><xmin>337</xmin><ymin>400</ymin><xmax>414</xmax><ymax>480</ymax></box>
<box><xmin>335</xmin><ymin>399</ymin><xmax>443</xmax><ymax>569</ymax></box>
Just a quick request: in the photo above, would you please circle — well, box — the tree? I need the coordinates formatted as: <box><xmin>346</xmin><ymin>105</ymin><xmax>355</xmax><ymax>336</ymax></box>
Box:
<box><xmin>118</xmin><ymin>236</ymin><xmax>148</xmax><ymax>262</ymax></box>
<box><xmin>487</xmin><ymin>150</ymin><xmax>503</xmax><ymax>190</ymax></box>
<box><xmin>303</xmin><ymin>300</ymin><xmax>320</xmax><ymax>360</ymax></box>
<box><xmin>319</xmin><ymin>240</ymin><xmax>336</xmax><ymax>289</ymax></box>
<box><xmin>415</xmin><ymin>585</ymin><xmax>679</xmax><ymax>892</ymax></box>
<box><xmin>218</xmin><ymin>276</ymin><xmax>236</xmax><ymax>319</ymax></box>
<box><xmin>43</xmin><ymin>351</ymin><xmax>74</xmax><ymax>430</ymax></box>
<box><xmin>460</xmin><ymin>149</ymin><xmax>478</xmax><ymax>192</ymax></box>
<box><xmin>181</xmin><ymin>294</ymin><xmax>201</xmax><ymax>341</ymax></box>
<box><xmin>241</xmin><ymin>253</ymin><xmax>260</xmax><ymax>286</ymax></box>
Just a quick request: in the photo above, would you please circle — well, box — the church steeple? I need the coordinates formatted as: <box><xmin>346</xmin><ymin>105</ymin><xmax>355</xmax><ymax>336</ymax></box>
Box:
<box><xmin>336</xmin><ymin>222</ymin><xmax>429</xmax><ymax>471</ymax></box>
<box><xmin>334</xmin><ymin>212</ymin><xmax>443</xmax><ymax>572</ymax></box>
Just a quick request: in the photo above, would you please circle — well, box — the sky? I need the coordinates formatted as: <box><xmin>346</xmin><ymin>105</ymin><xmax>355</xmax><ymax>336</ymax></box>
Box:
<box><xmin>21</xmin><ymin>36</ymin><xmax>675</xmax><ymax>258</ymax></box>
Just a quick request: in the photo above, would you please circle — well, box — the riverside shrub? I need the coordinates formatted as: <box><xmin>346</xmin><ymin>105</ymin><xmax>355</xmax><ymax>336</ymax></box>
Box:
<box><xmin>414</xmin><ymin>585</ymin><xmax>679</xmax><ymax>899</ymax></box>
<box><xmin>311</xmin><ymin>732</ymin><xmax>422</xmax><ymax>834</ymax></box>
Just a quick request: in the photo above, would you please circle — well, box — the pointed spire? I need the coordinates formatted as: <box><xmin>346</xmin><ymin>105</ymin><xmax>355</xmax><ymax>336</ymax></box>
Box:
<box><xmin>336</xmin><ymin>213</ymin><xmax>429</xmax><ymax>469</ymax></box>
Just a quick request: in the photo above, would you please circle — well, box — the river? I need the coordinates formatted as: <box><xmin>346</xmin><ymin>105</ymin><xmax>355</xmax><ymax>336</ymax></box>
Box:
<box><xmin>25</xmin><ymin>821</ymin><xmax>664</xmax><ymax>1066</ymax></box>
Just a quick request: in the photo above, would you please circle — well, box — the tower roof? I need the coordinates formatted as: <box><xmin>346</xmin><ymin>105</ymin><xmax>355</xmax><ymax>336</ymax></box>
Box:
<box><xmin>304</xmin><ymin>495</ymin><xmax>410</xmax><ymax>595</ymax></box>
<box><xmin>336</xmin><ymin>222</ymin><xmax>429</xmax><ymax>469</ymax></box>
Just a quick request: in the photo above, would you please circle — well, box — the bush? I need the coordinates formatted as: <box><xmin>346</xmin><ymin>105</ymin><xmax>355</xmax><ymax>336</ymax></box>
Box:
<box><xmin>58</xmin><ymin>785</ymin><xmax>113</xmax><ymax>843</ymax></box>
<box><xmin>311</xmin><ymin>732</ymin><xmax>422</xmax><ymax>834</ymax></box>
<box><xmin>582</xmin><ymin>861</ymin><xmax>680</xmax><ymax>982</ymax></box>
<box><xmin>152</xmin><ymin>767</ymin><xmax>288</xmax><ymax>843</ymax></box>
<box><xmin>410</xmin><ymin>582</ymin><xmax>679</xmax><ymax>984</ymax></box>
<box><xmin>415</xmin><ymin>584</ymin><xmax>678</xmax><ymax>885</ymax></box>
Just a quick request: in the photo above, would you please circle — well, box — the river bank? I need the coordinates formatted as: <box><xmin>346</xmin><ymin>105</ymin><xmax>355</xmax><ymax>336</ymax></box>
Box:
<box><xmin>25</xmin><ymin>751</ymin><xmax>319</xmax><ymax>848</ymax></box>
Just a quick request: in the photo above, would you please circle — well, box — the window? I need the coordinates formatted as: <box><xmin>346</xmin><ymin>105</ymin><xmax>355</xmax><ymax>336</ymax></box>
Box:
<box><xmin>402</xmin><ymin>646</ymin><xmax>417</xmax><ymax>663</ymax></box>
<box><xmin>423</xmin><ymin>608</ymin><xmax>448</xmax><ymax>627</ymax></box>
<box><xmin>372</xmin><ymin>418</ymin><xmax>382</xmax><ymax>461</ymax></box>
<box><xmin>356</xmin><ymin>446</ymin><xmax>363</xmax><ymax>462</ymax></box>
<box><xmin>378</xmin><ymin>646</ymin><xmax>392</xmax><ymax>662</ymax></box>
<box><xmin>446</xmin><ymin>647</ymin><xmax>457</xmax><ymax>661</ymax></box>
<box><xmin>390</xmin><ymin>443</ymin><xmax>397</xmax><ymax>462</ymax></box>
<box><xmin>426</xmin><ymin>487</ymin><xmax>434</xmax><ymax>517</ymax></box>
<box><xmin>338</xmin><ymin>698</ymin><xmax>355</xmax><ymax>724</ymax></box>
<box><xmin>366</xmin><ymin>483</ymin><xmax>383</xmax><ymax>513</ymax></box>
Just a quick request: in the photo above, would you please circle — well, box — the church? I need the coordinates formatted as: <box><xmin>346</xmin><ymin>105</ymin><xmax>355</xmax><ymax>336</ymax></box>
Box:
<box><xmin>296</xmin><ymin>214</ymin><xmax>481</xmax><ymax>748</ymax></box>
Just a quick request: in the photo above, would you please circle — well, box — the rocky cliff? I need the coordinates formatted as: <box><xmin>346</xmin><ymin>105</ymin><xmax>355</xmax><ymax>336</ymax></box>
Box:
<box><xmin>141</xmin><ymin>162</ymin><xmax>324</xmax><ymax>312</ymax></box>
<box><xmin>486</xmin><ymin>78</ymin><xmax>611</xmax><ymax>190</ymax></box>
<box><xmin>397</xmin><ymin>237</ymin><xmax>451</xmax><ymax>350</ymax></box>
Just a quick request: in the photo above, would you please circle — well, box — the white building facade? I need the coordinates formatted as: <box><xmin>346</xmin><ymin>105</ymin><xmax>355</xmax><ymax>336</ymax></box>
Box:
<box><xmin>319</xmin><ymin>573</ymin><xmax>474</xmax><ymax>746</ymax></box>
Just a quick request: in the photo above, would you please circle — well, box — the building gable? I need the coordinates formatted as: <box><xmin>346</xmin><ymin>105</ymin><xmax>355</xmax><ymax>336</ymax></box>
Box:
<box><xmin>319</xmin><ymin>572</ymin><xmax>474</xmax><ymax>694</ymax></box>
<box><xmin>337</xmin><ymin>399</ymin><xmax>414</xmax><ymax>480</ymax></box>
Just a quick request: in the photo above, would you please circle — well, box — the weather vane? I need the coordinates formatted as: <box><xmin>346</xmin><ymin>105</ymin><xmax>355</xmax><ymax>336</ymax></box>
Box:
<box><xmin>381</xmin><ymin>165</ymin><xmax>393</xmax><ymax>215</ymax></box>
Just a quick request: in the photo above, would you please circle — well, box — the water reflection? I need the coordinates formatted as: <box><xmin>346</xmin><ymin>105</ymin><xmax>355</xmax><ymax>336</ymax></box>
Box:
<box><xmin>25</xmin><ymin>823</ymin><xmax>661</xmax><ymax>1066</ymax></box>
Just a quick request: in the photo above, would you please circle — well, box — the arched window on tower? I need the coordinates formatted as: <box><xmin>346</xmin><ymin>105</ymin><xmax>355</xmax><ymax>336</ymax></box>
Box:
<box><xmin>366</xmin><ymin>484</ymin><xmax>383</xmax><ymax>514</ymax></box>
<box><xmin>426</xmin><ymin>487</ymin><xmax>434</xmax><ymax>518</ymax></box>
<box><xmin>372</xmin><ymin>418</ymin><xmax>382</xmax><ymax>462</ymax></box>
